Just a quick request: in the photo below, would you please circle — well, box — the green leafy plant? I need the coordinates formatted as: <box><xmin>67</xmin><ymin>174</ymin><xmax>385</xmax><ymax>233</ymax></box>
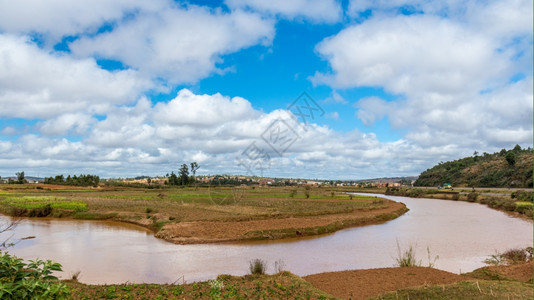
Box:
<box><xmin>208</xmin><ymin>279</ymin><xmax>224</xmax><ymax>298</ymax></box>
<box><xmin>0</xmin><ymin>251</ymin><xmax>70</xmax><ymax>299</ymax></box>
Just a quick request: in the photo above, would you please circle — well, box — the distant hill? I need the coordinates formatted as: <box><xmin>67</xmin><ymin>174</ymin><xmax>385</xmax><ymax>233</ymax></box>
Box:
<box><xmin>414</xmin><ymin>145</ymin><xmax>533</xmax><ymax>188</ymax></box>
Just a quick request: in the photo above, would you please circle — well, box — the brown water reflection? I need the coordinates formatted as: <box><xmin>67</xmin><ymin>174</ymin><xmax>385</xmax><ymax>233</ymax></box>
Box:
<box><xmin>1</xmin><ymin>194</ymin><xmax>532</xmax><ymax>284</ymax></box>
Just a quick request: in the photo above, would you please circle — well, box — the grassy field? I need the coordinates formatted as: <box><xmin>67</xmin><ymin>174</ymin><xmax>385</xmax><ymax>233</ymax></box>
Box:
<box><xmin>0</xmin><ymin>184</ymin><xmax>404</xmax><ymax>242</ymax></box>
<box><xmin>0</xmin><ymin>184</ymin><xmax>384</xmax><ymax>220</ymax></box>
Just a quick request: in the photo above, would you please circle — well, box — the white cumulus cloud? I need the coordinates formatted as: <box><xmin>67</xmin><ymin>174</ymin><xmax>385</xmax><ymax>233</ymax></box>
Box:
<box><xmin>70</xmin><ymin>6</ymin><xmax>275</xmax><ymax>84</ymax></box>
<box><xmin>0</xmin><ymin>34</ymin><xmax>151</xmax><ymax>119</ymax></box>
<box><xmin>226</xmin><ymin>0</ymin><xmax>342</xmax><ymax>23</ymax></box>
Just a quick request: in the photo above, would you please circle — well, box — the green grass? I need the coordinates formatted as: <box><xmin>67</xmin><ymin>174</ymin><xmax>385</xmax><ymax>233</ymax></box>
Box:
<box><xmin>1</xmin><ymin>196</ymin><xmax>87</xmax><ymax>211</ymax></box>
<box><xmin>66</xmin><ymin>272</ymin><xmax>336</xmax><ymax>300</ymax></box>
<box><xmin>464</xmin><ymin>268</ymin><xmax>515</xmax><ymax>281</ymax></box>
<box><xmin>372</xmin><ymin>280</ymin><xmax>533</xmax><ymax>299</ymax></box>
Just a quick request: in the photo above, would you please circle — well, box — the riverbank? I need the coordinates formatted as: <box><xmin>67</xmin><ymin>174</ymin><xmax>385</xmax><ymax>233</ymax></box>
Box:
<box><xmin>349</xmin><ymin>186</ymin><xmax>534</xmax><ymax>219</ymax></box>
<box><xmin>155</xmin><ymin>200</ymin><xmax>407</xmax><ymax>244</ymax></box>
<box><xmin>64</xmin><ymin>262</ymin><xmax>533</xmax><ymax>299</ymax></box>
<box><xmin>0</xmin><ymin>184</ymin><xmax>408</xmax><ymax>244</ymax></box>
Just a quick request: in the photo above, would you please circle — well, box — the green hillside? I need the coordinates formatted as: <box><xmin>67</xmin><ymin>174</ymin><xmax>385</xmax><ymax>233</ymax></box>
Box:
<box><xmin>414</xmin><ymin>145</ymin><xmax>533</xmax><ymax>188</ymax></box>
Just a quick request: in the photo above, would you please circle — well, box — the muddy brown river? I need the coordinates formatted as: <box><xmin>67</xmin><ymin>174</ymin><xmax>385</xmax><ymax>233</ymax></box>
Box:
<box><xmin>1</xmin><ymin>194</ymin><xmax>532</xmax><ymax>284</ymax></box>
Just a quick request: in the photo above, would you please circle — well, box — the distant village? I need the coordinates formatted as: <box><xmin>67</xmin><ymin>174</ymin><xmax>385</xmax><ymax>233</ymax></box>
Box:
<box><xmin>0</xmin><ymin>173</ymin><xmax>416</xmax><ymax>188</ymax></box>
<box><xmin>108</xmin><ymin>175</ymin><xmax>415</xmax><ymax>188</ymax></box>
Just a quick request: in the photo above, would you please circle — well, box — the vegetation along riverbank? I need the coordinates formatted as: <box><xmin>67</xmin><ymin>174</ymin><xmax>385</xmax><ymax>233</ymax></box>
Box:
<box><xmin>0</xmin><ymin>184</ymin><xmax>407</xmax><ymax>244</ymax></box>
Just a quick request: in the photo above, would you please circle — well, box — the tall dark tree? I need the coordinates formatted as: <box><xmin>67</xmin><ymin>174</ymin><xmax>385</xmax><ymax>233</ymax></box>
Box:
<box><xmin>15</xmin><ymin>172</ymin><xmax>26</xmax><ymax>184</ymax></box>
<box><xmin>167</xmin><ymin>172</ymin><xmax>179</xmax><ymax>185</ymax></box>
<box><xmin>179</xmin><ymin>164</ymin><xmax>189</xmax><ymax>185</ymax></box>
<box><xmin>505</xmin><ymin>151</ymin><xmax>516</xmax><ymax>166</ymax></box>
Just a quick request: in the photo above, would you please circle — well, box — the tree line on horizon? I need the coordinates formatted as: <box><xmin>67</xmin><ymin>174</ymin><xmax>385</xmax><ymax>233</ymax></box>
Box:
<box><xmin>43</xmin><ymin>174</ymin><xmax>100</xmax><ymax>187</ymax></box>
<box><xmin>165</xmin><ymin>162</ymin><xmax>199</xmax><ymax>186</ymax></box>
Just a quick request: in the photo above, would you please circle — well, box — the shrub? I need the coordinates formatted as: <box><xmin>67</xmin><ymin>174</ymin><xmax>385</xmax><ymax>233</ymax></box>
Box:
<box><xmin>515</xmin><ymin>202</ymin><xmax>533</xmax><ymax>214</ymax></box>
<box><xmin>502</xmin><ymin>201</ymin><xmax>516</xmax><ymax>211</ymax></box>
<box><xmin>516</xmin><ymin>191</ymin><xmax>533</xmax><ymax>202</ymax></box>
<box><xmin>502</xmin><ymin>248</ymin><xmax>532</xmax><ymax>263</ymax></box>
<box><xmin>10</xmin><ymin>207</ymin><xmax>27</xmax><ymax>217</ymax></box>
<box><xmin>249</xmin><ymin>259</ymin><xmax>267</xmax><ymax>275</ymax></box>
<box><xmin>0</xmin><ymin>251</ymin><xmax>70</xmax><ymax>299</ymax></box>
<box><xmin>28</xmin><ymin>204</ymin><xmax>52</xmax><ymax>217</ymax></box>
<box><xmin>289</xmin><ymin>189</ymin><xmax>297</xmax><ymax>198</ymax></box>
<box><xmin>406</xmin><ymin>188</ymin><xmax>424</xmax><ymax>198</ymax></box>
<box><xmin>467</xmin><ymin>192</ymin><xmax>478</xmax><ymax>202</ymax></box>
<box><xmin>395</xmin><ymin>241</ymin><xmax>421</xmax><ymax>267</ymax></box>
<box><xmin>484</xmin><ymin>247</ymin><xmax>532</xmax><ymax>265</ymax></box>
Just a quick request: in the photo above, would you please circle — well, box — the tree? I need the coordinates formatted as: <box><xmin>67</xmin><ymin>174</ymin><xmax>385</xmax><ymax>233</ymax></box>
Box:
<box><xmin>190</xmin><ymin>162</ymin><xmax>199</xmax><ymax>177</ymax></box>
<box><xmin>167</xmin><ymin>172</ymin><xmax>179</xmax><ymax>185</ymax></box>
<box><xmin>15</xmin><ymin>172</ymin><xmax>26</xmax><ymax>184</ymax></box>
<box><xmin>505</xmin><ymin>151</ymin><xmax>516</xmax><ymax>166</ymax></box>
<box><xmin>179</xmin><ymin>164</ymin><xmax>189</xmax><ymax>185</ymax></box>
<box><xmin>190</xmin><ymin>162</ymin><xmax>199</xmax><ymax>183</ymax></box>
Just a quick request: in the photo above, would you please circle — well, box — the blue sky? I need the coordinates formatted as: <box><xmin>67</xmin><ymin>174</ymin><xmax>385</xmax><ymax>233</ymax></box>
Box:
<box><xmin>0</xmin><ymin>0</ymin><xmax>532</xmax><ymax>179</ymax></box>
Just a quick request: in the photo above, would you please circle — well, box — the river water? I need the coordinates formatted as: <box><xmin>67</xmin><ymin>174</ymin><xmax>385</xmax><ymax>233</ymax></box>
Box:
<box><xmin>1</xmin><ymin>194</ymin><xmax>532</xmax><ymax>284</ymax></box>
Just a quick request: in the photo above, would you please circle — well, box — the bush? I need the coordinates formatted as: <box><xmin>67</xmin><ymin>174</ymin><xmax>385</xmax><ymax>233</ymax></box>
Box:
<box><xmin>10</xmin><ymin>207</ymin><xmax>27</xmax><ymax>217</ymax></box>
<box><xmin>502</xmin><ymin>248</ymin><xmax>532</xmax><ymax>263</ymax></box>
<box><xmin>249</xmin><ymin>259</ymin><xmax>267</xmax><ymax>275</ymax></box>
<box><xmin>0</xmin><ymin>251</ymin><xmax>70</xmax><ymax>299</ymax></box>
<box><xmin>28</xmin><ymin>204</ymin><xmax>53</xmax><ymax>217</ymax></box>
<box><xmin>516</xmin><ymin>191</ymin><xmax>533</xmax><ymax>202</ymax></box>
<box><xmin>406</xmin><ymin>188</ymin><xmax>424</xmax><ymax>198</ymax></box>
<box><xmin>502</xmin><ymin>201</ymin><xmax>516</xmax><ymax>211</ymax></box>
<box><xmin>467</xmin><ymin>192</ymin><xmax>478</xmax><ymax>202</ymax></box>
<box><xmin>289</xmin><ymin>189</ymin><xmax>297</xmax><ymax>198</ymax></box>
<box><xmin>484</xmin><ymin>247</ymin><xmax>532</xmax><ymax>266</ymax></box>
<box><xmin>395</xmin><ymin>241</ymin><xmax>421</xmax><ymax>267</ymax></box>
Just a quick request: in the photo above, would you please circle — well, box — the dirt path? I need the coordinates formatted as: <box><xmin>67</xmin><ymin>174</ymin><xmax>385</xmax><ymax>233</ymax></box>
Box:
<box><xmin>155</xmin><ymin>200</ymin><xmax>407</xmax><ymax>244</ymax></box>
<box><xmin>304</xmin><ymin>267</ymin><xmax>469</xmax><ymax>300</ymax></box>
